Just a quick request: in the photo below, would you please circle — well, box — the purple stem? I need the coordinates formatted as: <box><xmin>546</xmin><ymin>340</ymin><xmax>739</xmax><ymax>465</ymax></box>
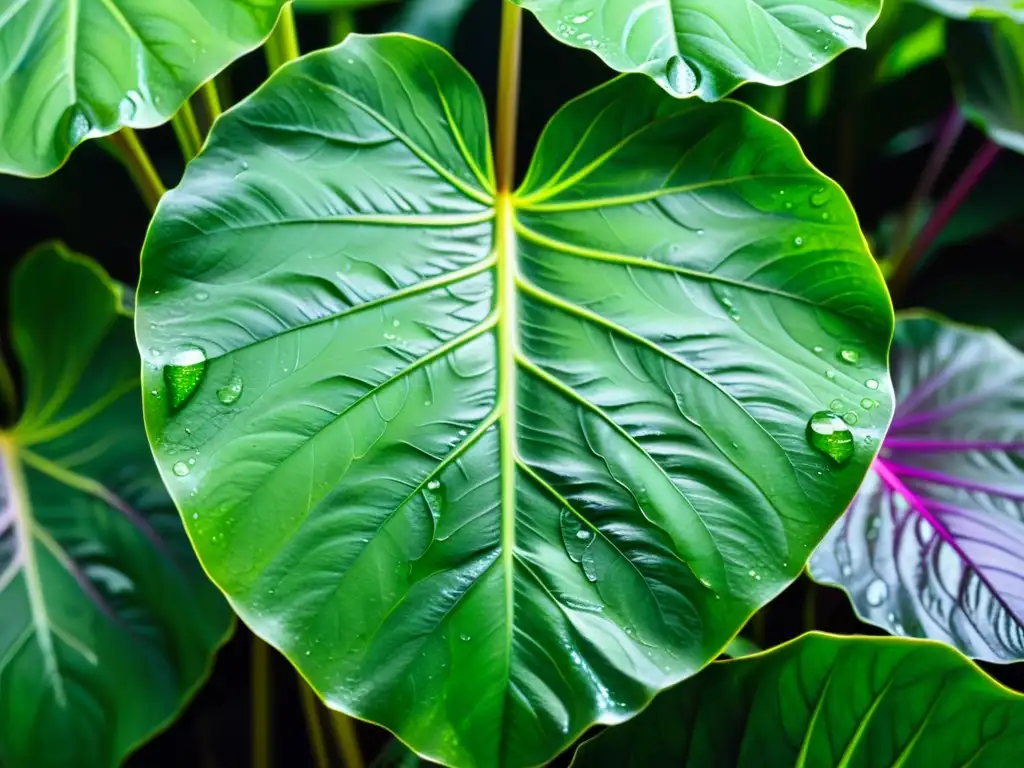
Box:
<box><xmin>885</xmin><ymin>439</ymin><xmax>1024</xmax><ymax>452</ymax></box>
<box><xmin>884</xmin><ymin>460</ymin><xmax>1024</xmax><ymax>502</ymax></box>
<box><xmin>889</xmin><ymin>139</ymin><xmax>1002</xmax><ymax>301</ymax></box>
<box><xmin>890</xmin><ymin>106</ymin><xmax>967</xmax><ymax>260</ymax></box>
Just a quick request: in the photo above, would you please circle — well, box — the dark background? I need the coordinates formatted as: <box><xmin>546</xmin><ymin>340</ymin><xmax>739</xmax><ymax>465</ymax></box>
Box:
<box><xmin>2</xmin><ymin>2</ymin><xmax>1023</xmax><ymax>765</ymax></box>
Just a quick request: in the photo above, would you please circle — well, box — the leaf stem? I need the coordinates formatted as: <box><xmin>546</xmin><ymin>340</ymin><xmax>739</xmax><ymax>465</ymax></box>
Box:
<box><xmin>105</xmin><ymin>128</ymin><xmax>166</xmax><ymax>213</ymax></box>
<box><xmin>329</xmin><ymin>8</ymin><xmax>356</xmax><ymax>45</ymax></box>
<box><xmin>889</xmin><ymin>140</ymin><xmax>1001</xmax><ymax>301</ymax></box>
<box><xmin>0</xmin><ymin>355</ymin><xmax>16</xmax><ymax>424</ymax></box>
<box><xmin>251</xmin><ymin>634</ymin><xmax>272</xmax><ymax>768</ymax></box>
<box><xmin>265</xmin><ymin>4</ymin><xmax>301</xmax><ymax>74</ymax></box>
<box><xmin>495</xmin><ymin>0</ymin><xmax>523</xmax><ymax>193</ymax></box>
<box><xmin>199</xmin><ymin>80</ymin><xmax>223</xmax><ymax>128</ymax></box>
<box><xmin>329</xmin><ymin>711</ymin><xmax>365</xmax><ymax>768</ymax></box>
<box><xmin>299</xmin><ymin>680</ymin><xmax>331</xmax><ymax>768</ymax></box>
<box><xmin>171</xmin><ymin>101</ymin><xmax>204</xmax><ymax>162</ymax></box>
<box><xmin>889</xmin><ymin>106</ymin><xmax>966</xmax><ymax>262</ymax></box>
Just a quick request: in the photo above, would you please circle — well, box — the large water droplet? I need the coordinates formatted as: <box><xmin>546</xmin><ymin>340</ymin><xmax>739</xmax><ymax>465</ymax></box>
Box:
<box><xmin>164</xmin><ymin>346</ymin><xmax>207</xmax><ymax>411</ymax></box>
<box><xmin>865</xmin><ymin>379</ymin><xmax>879</xmax><ymax>390</ymax></box>
<box><xmin>830</xmin><ymin>14</ymin><xmax>856</xmax><ymax>31</ymax></box>
<box><xmin>806</xmin><ymin>411</ymin><xmax>855</xmax><ymax>466</ymax></box>
<box><xmin>810</xmin><ymin>187</ymin><xmax>832</xmax><ymax>207</ymax></box>
<box><xmin>664</xmin><ymin>55</ymin><xmax>699</xmax><ymax>97</ymax></box>
<box><xmin>217</xmin><ymin>376</ymin><xmax>244</xmax><ymax>405</ymax></box>
<box><xmin>172</xmin><ymin>461</ymin><xmax>191</xmax><ymax>477</ymax></box>
<box><xmin>837</xmin><ymin>348</ymin><xmax>860</xmax><ymax>364</ymax></box>
<box><xmin>866</xmin><ymin>579</ymin><xmax>888</xmax><ymax>606</ymax></box>
<box><xmin>860</xmin><ymin>398</ymin><xmax>876</xmax><ymax>410</ymax></box>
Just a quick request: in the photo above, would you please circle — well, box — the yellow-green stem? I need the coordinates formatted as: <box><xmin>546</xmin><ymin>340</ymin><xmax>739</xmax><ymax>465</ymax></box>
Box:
<box><xmin>171</xmin><ymin>101</ymin><xmax>203</xmax><ymax>162</ymax></box>
<box><xmin>106</xmin><ymin>128</ymin><xmax>166</xmax><ymax>213</ymax></box>
<box><xmin>329</xmin><ymin>711</ymin><xmax>365</xmax><ymax>768</ymax></box>
<box><xmin>265</xmin><ymin>4</ymin><xmax>300</xmax><ymax>74</ymax></box>
<box><xmin>495</xmin><ymin>0</ymin><xmax>522</xmax><ymax>193</ymax></box>
<box><xmin>299</xmin><ymin>681</ymin><xmax>331</xmax><ymax>768</ymax></box>
<box><xmin>251</xmin><ymin>635</ymin><xmax>272</xmax><ymax>768</ymax></box>
<box><xmin>199</xmin><ymin>80</ymin><xmax>223</xmax><ymax>128</ymax></box>
<box><xmin>329</xmin><ymin>8</ymin><xmax>356</xmax><ymax>45</ymax></box>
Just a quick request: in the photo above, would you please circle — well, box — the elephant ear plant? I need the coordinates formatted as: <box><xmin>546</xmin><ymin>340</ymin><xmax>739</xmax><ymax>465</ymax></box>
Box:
<box><xmin>2</xmin><ymin>0</ymin><xmax>1024</xmax><ymax>766</ymax></box>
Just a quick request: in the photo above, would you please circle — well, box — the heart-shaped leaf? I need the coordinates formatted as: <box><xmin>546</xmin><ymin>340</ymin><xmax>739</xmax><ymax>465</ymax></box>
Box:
<box><xmin>513</xmin><ymin>0</ymin><xmax>883</xmax><ymax>100</ymax></box>
<box><xmin>0</xmin><ymin>0</ymin><xmax>288</xmax><ymax>177</ymax></box>
<box><xmin>571</xmin><ymin>633</ymin><xmax>1024</xmax><ymax>766</ymax></box>
<box><xmin>135</xmin><ymin>34</ymin><xmax>893</xmax><ymax>767</ymax></box>
<box><xmin>947</xmin><ymin>19</ymin><xmax>1024</xmax><ymax>154</ymax></box>
<box><xmin>917</xmin><ymin>0</ymin><xmax>1024</xmax><ymax>22</ymax></box>
<box><xmin>0</xmin><ymin>244</ymin><xmax>231</xmax><ymax>767</ymax></box>
<box><xmin>810</xmin><ymin>314</ymin><xmax>1024</xmax><ymax>662</ymax></box>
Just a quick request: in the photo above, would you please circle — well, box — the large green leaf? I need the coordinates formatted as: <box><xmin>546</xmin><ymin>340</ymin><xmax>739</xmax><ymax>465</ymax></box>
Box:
<box><xmin>135</xmin><ymin>34</ymin><xmax>893</xmax><ymax>768</ymax></box>
<box><xmin>571</xmin><ymin>633</ymin><xmax>1024</xmax><ymax>766</ymax></box>
<box><xmin>917</xmin><ymin>0</ymin><xmax>1024</xmax><ymax>21</ymax></box>
<box><xmin>810</xmin><ymin>315</ymin><xmax>1024</xmax><ymax>662</ymax></box>
<box><xmin>0</xmin><ymin>245</ymin><xmax>230</xmax><ymax>767</ymax></box>
<box><xmin>0</xmin><ymin>0</ymin><xmax>288</xmax><ymax>178</ymax></box>
<box><xmin>513</xmin><ymin>0</ymin><xmax>883</xmax><ymax>100</ymax></box>
<box><xmin>947</xmin><ymin>19</ymin><xmax>1024</xmax><ymax>154</ymax></box>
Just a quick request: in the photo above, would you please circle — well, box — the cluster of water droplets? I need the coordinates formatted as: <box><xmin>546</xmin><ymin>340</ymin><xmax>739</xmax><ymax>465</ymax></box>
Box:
<box><xmin>553</xmin><ymin>11</ymin><xmax>610</xmax><ymax>53</ymax></box>
<box><xmin>805</xmin><ymin>343</ymin><xmax>882</xmax><ymax>466</ymax></box>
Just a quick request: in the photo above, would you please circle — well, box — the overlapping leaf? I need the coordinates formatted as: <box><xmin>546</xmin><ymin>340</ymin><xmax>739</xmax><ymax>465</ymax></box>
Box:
<box><xmin>0</xmin><ymin>245</ymin><xmax>230</xmax><ymax>767</ymax></box>
<box><xmin>135</xmin><ymin>34</ymin><xmax>892</xmax><ymax>767</ymax></box>
<box><xmin>572</xmin><ymin>633</ymin><xmax>1024</xmax><ymax>766</ymax></box>
<box><xmin>513</xmin><ymin>0</ymin><xmax>883</xmax><ymax>100</ymax></box>
<box><xmin>947</xmin><ymin>19</ymin><xmax>1024</xmax><ymax>154</ymax></box>
<box><xmin>811</xmin><ymin>315</ymin><xmax>1024</xmax><ymax>662</ymax></box>
<box><xmin>0</xmin><ymin>0</ymin><xmax>287</xmax><ymax>177</ymax></box>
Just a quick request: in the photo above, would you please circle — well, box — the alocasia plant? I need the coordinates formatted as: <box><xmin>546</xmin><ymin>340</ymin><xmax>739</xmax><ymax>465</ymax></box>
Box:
<box><xmin>514</xmin><ymin>0</ymin><xmax>883</xmax><ymax>99</ymax></box>
<box><xmin>0</xmin><ymin>244</ymin><xmax>230</xmax><ymax>768</ymax></box>
<box><xmin>134</xmin><ymin>27</ymin><xmax>893</xmax><ymax>766</ymax></box>
<box><xmin>571</xmin><ymin>633</ymin><xmax>1024</xmax><ymax>766</ymax></box>
<box><xmin>811</xmin><ymin>315</ymin><xmax>1024</xmax><ymax>661</ymax></box>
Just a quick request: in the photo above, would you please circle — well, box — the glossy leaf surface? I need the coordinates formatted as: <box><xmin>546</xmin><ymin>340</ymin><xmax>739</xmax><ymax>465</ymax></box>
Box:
<box><xmin>917</xmin><ymin>0</ymin><xmax>1024</xmax><ymax>21</ymax></box>
<box><xmin>136</xmin><ymin>34</ymin><xmax>893</xmax><ymax>768</ymax></box>
<box><xmin>572</xmin><ymin>633</ymin><xmax>1024</xmax><ymax>767</ymax></box>
<box><xmin>514</xmin><ymin>0</ymin><xmax>883</xmax><ymax>100</ymax></box>
<box><xmin>811</xmin><ymin>315</ymin><xmax>1024</xmax><ymax>662</ymax></box>
<box><xmin>948</xmin><ymin>19</ymin><xmax>1024</xmax><ymax>154</ymax></box>
<box><xmin>0</xmin><ymin>245</ymin><xmax>230</xmax><ymax>767</ymax></box>
<box><xmin>0</xmin><ymin>0</ymin><xmax>287</xmax><ymax>177</ymax></box>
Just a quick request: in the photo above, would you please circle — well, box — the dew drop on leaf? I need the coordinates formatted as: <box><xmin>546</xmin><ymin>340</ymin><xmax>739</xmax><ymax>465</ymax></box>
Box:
<box><xmin>664</xmin><ymin>55</ymin><xmax>699</xmax><ymax>97</ymax></box>
<box><xmin>164</xmin><ymin>346</ymin><xmax>207</xmax><ymax>411</ymax></box>
<box><xmin>829</xmin><ymin>398</ymin><xmax>844</xmax><ymax>411</ymax></box>
<box><xmin>172</xmin><ymin>461</ymin><xmax>191</xmax><ymax>477</ymax></box>
<box><xmin>806</xmin><ymin>411</ymin><xmax>854</xmax><ymax>466</ymax></box>
<box><xmin>837</xmin><ymin>348</ymin><xmax>859</xmax><ymax>364</ymax></box>
<box><xmin>810</xmin><ymin>187</ymin><xmax>831</xmax><ymax>207</ymax></box>
<box><xmin>830</xmin><ymin>14</ymin><xmax>856</xmax><ymax>31</ymax></box>
<box><xmin>217</xmin><ymin>376</ymin><xmax>244</xmax><ymax>405</ymax></box>
<box><xmin>865</xmin><ymin>379</ymin><xmax>879</xmax><ymax>390</ymax></box>
<box><xmin>860</xmin><ymin>398</ymin><xmax>876</xmax><ymax>410</ymax></box>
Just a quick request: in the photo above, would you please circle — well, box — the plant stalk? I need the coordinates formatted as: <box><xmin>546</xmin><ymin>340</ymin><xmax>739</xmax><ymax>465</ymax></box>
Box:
<box><xmin>199</xmin><ymin>80</ymin><xmax>223</xmax><ymax>129</ymax></box>
<box><xmin>265</xmin><ymin>4</ymin><xmax>301</xmax><ymax>74</ymax></box>
<box><xmin>329</xmin><ymin>711</ymin><xmax>365</xmax><ymax>768</ymax></box>
<box><xmin>251</xmin><ymin>635</ymin><xmax>272</xmax><ymax>768</ymax></box>
<box><xmin>171</xmin><ymin>101</ymin><xmax>204</xmax><ymax>162</ymax></box>
<box><xmin>105</xmin><ymin>128</ymin><xmax>166</xmax><ymax>213</ymax></box>
<box><xmin>329</xmin><ymin>8</ymin><xmax>356</xmax><ymax>45</ymax></box>
<box><xmin>890</xmin><ymin>106</ymin><xmax>966</xmax><ymax>261</ymax></box>
<box><xmin>889</xmin><ymin>140</ymin><xmax>1001</xmax><ymax>301</ymax></box>
<box><xmin>495</xmin><ymin>0</ymin><xmax>523</xmax><ymax>193</ymax></box>
<box><xmin>0</xmin><ymin>356</ymin><xmax>16</xmax><ymax>424</ymax></box>
<box><xmin>299</xmin><ymin>681</ymin><xmax>331</xmax><ymax>768</ymax></box>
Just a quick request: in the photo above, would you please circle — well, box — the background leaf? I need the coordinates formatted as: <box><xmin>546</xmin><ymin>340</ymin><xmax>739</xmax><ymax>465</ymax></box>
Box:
<box><xmin>916</xmin><ymin>0</ymin><xmax>1024</xmax><ymax>22</ymax></box>
<box><xmin>136</xmin><ymin>34</ymin><xmax>893</xmax><ymax>768</ymax></box>
<box><xmin>513</xmin><ymin>0</ymin><xmax>883</xmax><ymax>100</ymax></box>
<box><xmin>571</xmin><ymin>633</ymin><xmax>1024</xmax><ymax>766</ymax></box>
<box><xmin>0</xmin><ymin>0</ymin><xmax>288</xmax><ymax>177</ymax></box>
<box><xmin>810</xmin><ymin>314</ymin><xmax>1024</xmax><ymax>662</ymax></box>
<box><xmin>947</xmin><ymin>19</ymin><xmax>1024</xmax><ymax>154</ymax></box>
<box><xmin>0</xmin><ymin>244</ymin><xmax>231</xmax><ymax>767</ymax></box>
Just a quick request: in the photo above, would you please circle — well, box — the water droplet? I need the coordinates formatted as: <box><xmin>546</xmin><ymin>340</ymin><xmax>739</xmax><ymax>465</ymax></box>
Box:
<box><xmin>460</xmin><ymin>633</ymin><xmax>472</xmax><ymax>642</ymax></box>
<box><xmin>217</xmin><ymin>376</ymin><xmax>244</xmax><ymax>405</ymax></box>
<box><xmin>195</xmin><ymin>291</ymin><xmax>209</xmax><ymax>302</ymax></box>
<box><xmin>843</xmin><ymin>411</ymin><xmax>858</xmax><ymax>426</ymax></box>
<box><xmin>794</xmin><ymin>236</ymin><xmax>805</xmax><ymax>247</ymax></box>
<box><xmin>192</xmin><ymin>513</ymin><xmax>199</xmax><ymax>520</ymax></box>
<box><xmin>427</xmin><ymin>480</ymin><xmax>441</xmax><ymax>491</ymax></box>
<box><xmin>172</xmin><ymin>461</ymin><xmax>190</xmax><ymax>477</ymax></box>
<box><xmin>821</xmin><ymin>212</ymin><xmax>831</xmax><ymax>221</ymax></box>
<box><xmin>860</xmin><ymin>398</ymin><xmax>876</xmax><ymax>410</ymax></box>
<box><xmin>664</xmin><ymin>55</ymin><xmax>700</xmax><ymax>97</ymax></box>
<box><xmin>837</xmin><ymin>348</ymin><xmax>860</xmax><ymax>364</ymax></box>
<box><xmin>806</xmin><ymin>411</ymin><xmax>855</xmax><ymax>466</ymax></box>
<box><xmin>150</xmin><ymin>348</ymin><xmax>162</xmax><ymax>358</ymax></box>
<box><xmin>841</xmin><ymin>563</ymin><xmax>852</xmax><ymax>577</ymax></box>
<box><xmin>825</xmin><ymin>369</ymin><xmax>837</xmax><ymax>381</ymax></box>
<box><xmin>829</xmin><ymin>398</ymin><xmax>845</xmax><ymax>412</ymax></box>
<box><xmin>568</xmin><ymin>11</ymin><xmax>593</xmax><ymax>24</ymax></box>
<box><xmin>812</xmin><ymin>345</ymin><xmax>824</xmax><ymax>354</ymax></box>
<box><xmin>576</xmin><ymin>530</ymin><xmax>592</xmax><ymax>541</ymax></box>
<box><xmin>831</xmin><ymin>14</ymin><xmax>856</xmax><ymax>30</ymax></box>
<box><xmin>810</xmin><ymin>187</ymin><xmax>831</xmax><ymax>207</ymax></box>
<box><xmin>164</xmin><ymin>346</ymin><xmax>207</xmax><ymax>411</ymax></box>
<box><xmin>865</xmin><ymin>379</ymin><xmax>879</xmax><ymax>390</ymax></box>
<box><xmin>392</xmin><ymin>319</ymin><xmax>401</xmax><ymax>327</ymax></box>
